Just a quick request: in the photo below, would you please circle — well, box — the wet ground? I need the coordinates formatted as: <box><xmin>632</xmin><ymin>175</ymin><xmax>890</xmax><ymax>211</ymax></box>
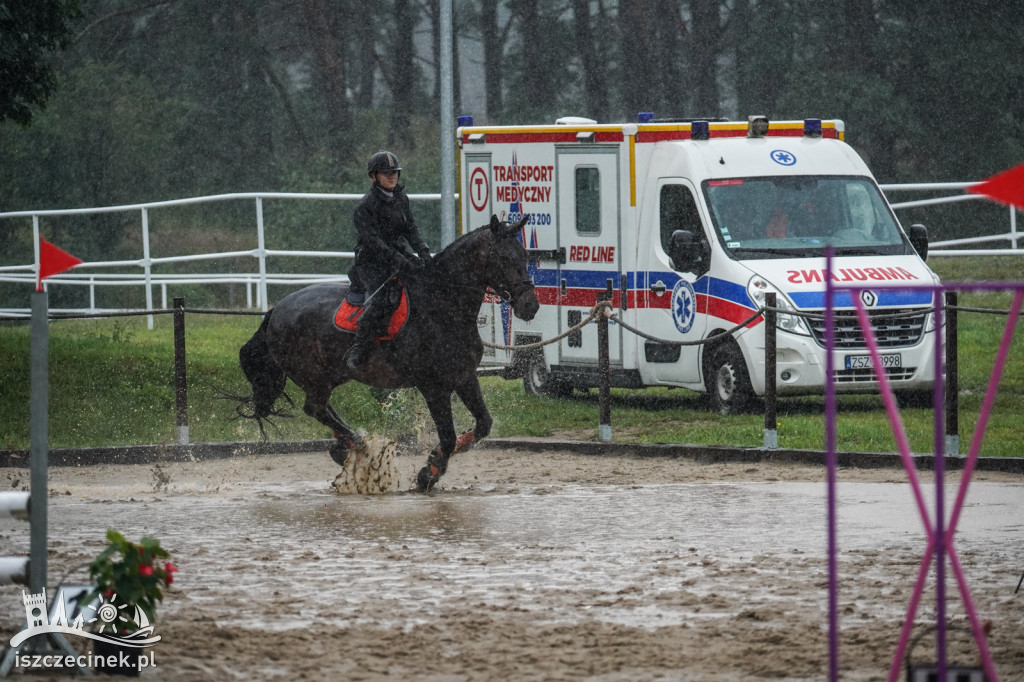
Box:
<box><xmin>0</xmin><ymin>446</ymin><xmax>1022</xmax><ymax>680</ymax></box>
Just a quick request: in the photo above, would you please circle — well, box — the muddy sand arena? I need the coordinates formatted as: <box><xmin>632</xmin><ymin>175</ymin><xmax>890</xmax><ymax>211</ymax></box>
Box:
<box><xmin>0</xmin><ymin>442</ymin><xmax>1022</xmax><ymax>680</ymax></box>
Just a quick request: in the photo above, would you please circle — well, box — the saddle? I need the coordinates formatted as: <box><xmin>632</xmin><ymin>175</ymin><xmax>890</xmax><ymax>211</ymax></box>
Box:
<box><xmin>333</xmin><ymin>289</ymin><xmax>410</xmax><ymax>340</ymax></box>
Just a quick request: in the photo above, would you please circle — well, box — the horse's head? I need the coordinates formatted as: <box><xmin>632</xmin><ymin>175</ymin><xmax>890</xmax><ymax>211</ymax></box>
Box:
<box><xmin>484</xmin><ymin>214</ymin><xmax>539</xmax><ymax>321</ymax></box>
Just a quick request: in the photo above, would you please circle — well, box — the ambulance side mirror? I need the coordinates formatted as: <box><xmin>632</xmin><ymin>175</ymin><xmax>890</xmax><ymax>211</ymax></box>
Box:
<box><xmin>908</xmin><ymin>223</ymin><xmax>928</xmax><ymax>261</ymax></box>
<box><xmin>668</xmin><ymin>230</ymin><xmax>709</xmax><ymax>275</ymax></box>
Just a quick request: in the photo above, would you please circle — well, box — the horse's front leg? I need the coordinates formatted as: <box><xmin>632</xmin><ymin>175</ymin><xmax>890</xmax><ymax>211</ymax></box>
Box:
<box><xmin>302</xmin><ymin>387</ymin><xmax>362</xmax><ymax>467</ymax></box>
<box><xmin>453</xmin><ymin>376</ymin><xmax>492</xmax><ymax>451</ymax></box>
<box><xmin>417</xmin><ymin>388</ymin><xmax>456</xmax><ymax>492</ymax></box>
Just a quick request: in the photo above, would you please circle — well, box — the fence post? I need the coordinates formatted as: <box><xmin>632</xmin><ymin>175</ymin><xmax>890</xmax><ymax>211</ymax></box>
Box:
<box><xmin>173</xmin><ymin>297</ymin><xmax>189</xmax><ymax>445</ymax></box>
<box><xmin>596</xmin><ymin>287</ymin><xmax>612</xmax><ymax>443</ymax></box>
<box><xmin>764</xmin><ymin>292</ymin><xmax>778</xmax><ymax>449</ymax></box>
<box><xmin>256</xmin><ymin>197</ymin><xmax>269</xmax><ymax>312</ymax></box>
<box><xmin>945</xmin><ymin>291</ymin><xmax>959</xmax><ymax>456</ymax></box>
<box><xmin>142</xmin><ymin>207</ymin><xmax>154</xmax><ymax>330</ymax></box>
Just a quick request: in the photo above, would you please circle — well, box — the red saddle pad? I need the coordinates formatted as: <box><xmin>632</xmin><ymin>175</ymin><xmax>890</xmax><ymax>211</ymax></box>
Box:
<box><xmin>334</xmin><ymin>289</ymin><xmax>410</xmax><ymax>340</ymax></box>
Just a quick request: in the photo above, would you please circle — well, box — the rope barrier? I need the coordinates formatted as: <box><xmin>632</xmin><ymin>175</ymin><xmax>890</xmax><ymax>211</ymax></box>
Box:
<box><xmin>481</xmin><ymin>300</ymin><xmax>613</xmax><ymax>351</ymax></box>
<box><xmin>609</xmin><ymin>309</ymin><xmax>766</xmax><ymax>347</ymax></box>
<box><xmin>480</xmin><ymin>303</ymin><xmax>935</xmax><ymax>352</ymax></box>
<box><xmin>947</xmin><ymin>304</ymin><xmax>1024</xmax><ymax>316</ymax></box>
<box><xmin>0</xmin><ymin>300</ymin><xmax>1015</xmax><ymax>332</ymax></box>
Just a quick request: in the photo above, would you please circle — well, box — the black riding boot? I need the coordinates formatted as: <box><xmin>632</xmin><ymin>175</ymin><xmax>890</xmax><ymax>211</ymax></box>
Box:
<box><xmin>345</xmin><ymin>292</ymin><xmax>395</xmax><ymax>370</ymax></box>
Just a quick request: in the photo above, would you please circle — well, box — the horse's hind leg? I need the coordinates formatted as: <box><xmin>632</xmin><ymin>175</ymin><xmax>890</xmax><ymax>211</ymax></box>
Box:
<box><xmin>453</xmin><ymin>377</ymin><xmax>492</xmax><ymax>451</ymax></box>
<box><xmin>302</xmin><ymin>388</ymin><xmax>362</xmax><ymax>467</ymax></box>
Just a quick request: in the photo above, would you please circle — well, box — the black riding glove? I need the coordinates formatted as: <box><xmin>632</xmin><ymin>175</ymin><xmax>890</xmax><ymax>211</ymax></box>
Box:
<box><xmin>395</xmin><ymin>255</ymin><xmax>422</xmax><ymax>276</ymax></box>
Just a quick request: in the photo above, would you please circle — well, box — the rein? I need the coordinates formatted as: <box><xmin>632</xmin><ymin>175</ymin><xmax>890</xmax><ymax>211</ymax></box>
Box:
<box><xmin>405</xmin><ymin>271</ymin><xmax>533</xmax><ymax>304</ymax></box>
<box><xmin>402</xmin><ymin>222</ymin><xmax>535</xmax><ymax>304</ymax></box>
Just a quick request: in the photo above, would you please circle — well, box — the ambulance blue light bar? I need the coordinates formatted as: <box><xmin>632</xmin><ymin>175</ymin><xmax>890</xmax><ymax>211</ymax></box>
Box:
<box><xmin>637</xmin><ymin>112</ymin><xmax>655</xmax><ymax>123</ymax></box>
<box><xmin>692</xmin><ymin>121</ymin><xmax>710</xmax><ymax>140</ymax></box>
<box><xmin>458</xmin><ymin>115</ymin><xmax>474</xmax><ymax>127</ymax></box>
<box><xmin>804</xmin><ymin>118</ymin><xmax>822</xmax><ymax>137</ymax></box>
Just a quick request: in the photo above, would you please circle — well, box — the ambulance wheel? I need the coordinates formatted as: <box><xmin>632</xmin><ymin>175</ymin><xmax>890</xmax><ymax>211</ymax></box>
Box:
<box><xmin>707</xmin><ymin>344</ymin><xmax>753</xmax><ymax>415</ymax></box>
<box><xmin>522</xmin><ymin>353</ymin><xmax>569</xmax><ymax>397</ymax></box>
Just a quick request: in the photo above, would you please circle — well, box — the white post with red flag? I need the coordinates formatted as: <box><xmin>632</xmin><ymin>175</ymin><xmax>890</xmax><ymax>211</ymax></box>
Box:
<box><xmin>29</xmin><ymin>238</ymin><xmax>82</xmax><ymax>593</ymax></box>
<box><xmin>0</xmin><ymin>237</ymin><xmax>90</xmax><ymax>674</ymax></box>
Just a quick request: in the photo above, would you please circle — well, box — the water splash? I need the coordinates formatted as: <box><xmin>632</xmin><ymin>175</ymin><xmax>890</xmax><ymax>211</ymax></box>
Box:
<box><xmin>331</xmin><ymin>436</ymin><xmax>400</xmax><ymax>494</ymax></box>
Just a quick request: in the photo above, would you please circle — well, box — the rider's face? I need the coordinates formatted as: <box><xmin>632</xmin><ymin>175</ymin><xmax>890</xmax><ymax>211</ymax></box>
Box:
<box><xmin>374</xmin><ymin>170</ymin><xmax>399</xmax><ymax>190</ymax></box>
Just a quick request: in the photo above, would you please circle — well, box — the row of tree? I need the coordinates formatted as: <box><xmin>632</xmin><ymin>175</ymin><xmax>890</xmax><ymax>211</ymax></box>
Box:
<box><xmin>2</xmin><ymin>0</ymin><xmax>1023</xmax><ymax>254</ymax></box>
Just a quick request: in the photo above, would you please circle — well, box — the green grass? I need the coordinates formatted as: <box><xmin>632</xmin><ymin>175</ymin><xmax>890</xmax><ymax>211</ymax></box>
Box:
<box><xmin>0</xmin><ymin>257</ymin><xmax>1021</xmax><ymax>456</ymax></box>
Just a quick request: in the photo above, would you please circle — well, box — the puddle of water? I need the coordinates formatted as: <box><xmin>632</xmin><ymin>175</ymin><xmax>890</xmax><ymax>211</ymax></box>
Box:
<box><xmin>2</xmin><ymin>481</ymin><xmax>1017</xmax><ymax>633</ymax></box>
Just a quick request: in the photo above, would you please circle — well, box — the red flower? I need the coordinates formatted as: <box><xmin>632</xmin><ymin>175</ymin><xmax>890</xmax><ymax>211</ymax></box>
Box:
<box><xmin>138</xmin><ymin>563</ymin><xmax>154</xmax><ymax>577</ymax></box>
<box><xmin>164</xmin><ymin>562</ymin><xmax>178</xmax><ymax>585</ymax></box>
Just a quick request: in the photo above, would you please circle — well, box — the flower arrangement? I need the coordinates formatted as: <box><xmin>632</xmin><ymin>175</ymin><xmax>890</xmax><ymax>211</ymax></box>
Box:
<box><xmin>86</xmin><ymin>529</ymin><xmax>177</xmax><ymax>632</ymax></box>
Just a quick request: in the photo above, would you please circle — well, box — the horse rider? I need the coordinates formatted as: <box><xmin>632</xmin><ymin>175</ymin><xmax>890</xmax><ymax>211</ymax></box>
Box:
<box><xmin>345</xmin><ymin>150</ymin><xmax>433</xmax><ymax>370</ymax></box>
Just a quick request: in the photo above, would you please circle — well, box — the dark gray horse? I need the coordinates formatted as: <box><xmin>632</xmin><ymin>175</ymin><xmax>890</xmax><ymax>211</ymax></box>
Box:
<box><xmin>237</xmin><ymin>215</ymin><xmax>538</xmax><ymax>491</ymax></box>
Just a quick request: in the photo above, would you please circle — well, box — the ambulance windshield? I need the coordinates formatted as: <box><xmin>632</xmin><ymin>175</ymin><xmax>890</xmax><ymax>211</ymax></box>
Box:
<box><xmin>703</xmin><ymin>176</ymin><xmax>909</xmax><ymax>257</ymax></box>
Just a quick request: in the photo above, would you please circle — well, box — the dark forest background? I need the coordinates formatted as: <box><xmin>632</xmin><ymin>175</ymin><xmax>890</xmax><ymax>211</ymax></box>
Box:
<box><xmin>2</xmin><ymin>0</ymin><xmax>1023</xmax><ymax>309</ymax></box>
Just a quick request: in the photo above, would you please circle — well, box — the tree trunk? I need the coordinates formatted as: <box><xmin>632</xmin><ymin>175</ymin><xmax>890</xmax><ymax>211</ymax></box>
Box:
<box><xmin>515</xmin><ymin>0</ymin><xmax>549</xmax><ymax>116</ymax></box>
<box><xmin>299</xmin><ymin>0</ymin><xmax>351</xmax><ymax>155</ymax></box>
<box><xmin>571</xmin><ymin>0</ymin><xmax>606</xmax><ymax>121</ymax></box>
<box><xmin>654</xmin><ymin>0</ymin><xmax>684</xmax><ymax>116</ymax></box>
<box><xmin>619</xmin><ymin>0</ymin><xmax>655</xmax><ymax>115</ymax></box>
<box><xmin>388</xmin><ymin>0</ymin><xmax>416</xmax><ymax>148</ymax></box>
<box><xmin>687</xmin><ymin>0</ymin><xmax>721</xmax><ymax>118</ymax></box>
<box><xmin>480</xmin><ymin>0</ymin><xmax>503</xmax><ymax>121</ymax></box>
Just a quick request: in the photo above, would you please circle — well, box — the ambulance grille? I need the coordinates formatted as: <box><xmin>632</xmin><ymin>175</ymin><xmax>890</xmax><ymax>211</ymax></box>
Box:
<box><xmin>807</xmin><ymin>308</ymin><xmax>929</xmax><ymax>349</ymax></box>
<box><xmin>833</xmin><ymin>366</ymin><xmax>917</xmax><ymax>383</ymax></box>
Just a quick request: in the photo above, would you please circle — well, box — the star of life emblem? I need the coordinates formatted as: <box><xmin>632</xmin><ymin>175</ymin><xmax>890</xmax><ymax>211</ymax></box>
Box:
<box><xmin>671</xmin><ymin>279</ymin><xmax>697</xmax><ymax>334</ymax></box>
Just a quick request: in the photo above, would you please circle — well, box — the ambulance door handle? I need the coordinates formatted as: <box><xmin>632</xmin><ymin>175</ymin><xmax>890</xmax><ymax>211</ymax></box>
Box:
<box><xmin>650</xmin><ymin>281</ymin><xmax>667</xmax><ymax>295</ymax></box>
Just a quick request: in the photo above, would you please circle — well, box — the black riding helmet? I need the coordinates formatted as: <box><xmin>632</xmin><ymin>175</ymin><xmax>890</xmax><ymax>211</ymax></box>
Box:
<box><xmin>367</xmin><ymin>150</ymin><xmax>402</xmax><ymax>178</ymax></box>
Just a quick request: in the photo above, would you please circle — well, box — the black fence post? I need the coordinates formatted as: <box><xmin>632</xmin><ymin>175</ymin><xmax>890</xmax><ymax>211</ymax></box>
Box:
<box><xmin>173</xmin><ymin>297</ymin><xmax>189</xmax><ymax>445</ymax></box>
<box><xmin>764</xmin><ymin>292</ymin><xmax>778</xmax><ymax>449</ymax></box>
<box><xmin>945</xmin><ymin>291</ymin><xmax>959</xmax><ymax>456</ymax></box>
<box><xmin>597</xmin><ymin>286</ymin><xmax>612</xmax><ymax>443</ymax></box>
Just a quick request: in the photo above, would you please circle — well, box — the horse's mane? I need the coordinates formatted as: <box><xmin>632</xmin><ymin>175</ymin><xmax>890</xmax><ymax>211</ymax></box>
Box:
<box><xmin>428</xmin><ymin>223</ymin><xmax>495</xmax><ymax>274</ymax></box>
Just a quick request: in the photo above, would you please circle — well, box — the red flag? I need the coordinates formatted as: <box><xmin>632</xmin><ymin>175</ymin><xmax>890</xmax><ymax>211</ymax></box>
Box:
<box><xmin>966</xmin><ymin>162</ymin><xmax>1024</xmax><ymax>209</ymax></box>
<box><xmin>37</xmin><ymin>237</ymin><xmax>83</xmax><ymax>291</ymax></box>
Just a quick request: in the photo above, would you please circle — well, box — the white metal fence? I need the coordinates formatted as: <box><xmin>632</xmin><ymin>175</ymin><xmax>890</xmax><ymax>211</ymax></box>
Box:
<box><xmin>882</xmin><ymin>181</ymin><xmax>1021</xmax><ymax>253</ymax></box>
<box><xmin>0</xmin><ymin>184</ymin><xmax>1020</xmax><ymax>323</ymax></box>
<box><xmin>0</xmin><ymin>192</ymin><xmax>442</xmax><ymax>325</ymax></box>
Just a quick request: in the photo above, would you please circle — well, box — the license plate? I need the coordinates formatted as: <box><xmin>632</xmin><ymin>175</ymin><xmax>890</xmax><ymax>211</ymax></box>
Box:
<box><xmin>845</xmin><ymin>353</ymin><xmax>902</xmax><ymax>370</ymax></box>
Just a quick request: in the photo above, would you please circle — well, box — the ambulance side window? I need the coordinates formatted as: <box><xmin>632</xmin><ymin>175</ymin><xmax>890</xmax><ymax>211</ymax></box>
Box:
<box><xmin>575</xmin><ymin>166</ymin><xmax>601</xmax><ymax>234</ymax></box>
<box><xmin>659</xmin><ymin>185</ymin><xmax>702</xmax><ymax>253</ymax></box>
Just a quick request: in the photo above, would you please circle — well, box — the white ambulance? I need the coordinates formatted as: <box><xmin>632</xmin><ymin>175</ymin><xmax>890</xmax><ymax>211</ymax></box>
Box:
<box><xmin>458</xmin><ymin>115</ymin><xmax>938</xmax><ymax>413</ymax></box>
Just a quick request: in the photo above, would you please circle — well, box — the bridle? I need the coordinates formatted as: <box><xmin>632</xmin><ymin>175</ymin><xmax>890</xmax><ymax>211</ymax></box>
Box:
<box><xmin>491</xmin><ymin>278</ymin><xmax>534</xmax><ymax>304</ymax></box>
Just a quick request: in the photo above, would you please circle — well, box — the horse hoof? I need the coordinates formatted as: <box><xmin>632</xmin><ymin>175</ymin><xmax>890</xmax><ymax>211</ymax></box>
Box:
<box><xmin>416</xmin><ymin>466</ymin><xmax>437</xmax><ymax>492</ymax></box>
<box><xmin>328</xmin><ymin>439</ymin><xmax>353</xmax><ymax>467</ymax></box>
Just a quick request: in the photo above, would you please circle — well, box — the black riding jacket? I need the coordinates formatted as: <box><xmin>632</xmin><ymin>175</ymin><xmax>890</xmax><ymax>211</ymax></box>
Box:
<box><xmin>349</xmin><ymin>183</ymin><xmax>431</xmax><ymax>292</ymax></box>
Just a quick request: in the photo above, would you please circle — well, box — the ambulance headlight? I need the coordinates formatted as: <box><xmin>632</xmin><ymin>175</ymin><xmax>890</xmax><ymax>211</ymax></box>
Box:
<box><xmin>925</xmin><ymin>311</ymin><xmax>936</xmax><ymax>334</ymax></box>
<box><xmin>924</xmin><ymin>271</ymin><xmax>941</xmax><ymax>333</ymax></box>
<box><xmin>747</xmin><ymin>276</ymin><xmax>809</xmax><ymax>336</ymax></box>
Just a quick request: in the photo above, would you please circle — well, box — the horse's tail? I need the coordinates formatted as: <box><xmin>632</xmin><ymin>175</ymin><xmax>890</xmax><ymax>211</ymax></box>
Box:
<box><xmin>237</xmin><ymin>313</ymin><xmax>290</xmax><ymax>436</ymax></box>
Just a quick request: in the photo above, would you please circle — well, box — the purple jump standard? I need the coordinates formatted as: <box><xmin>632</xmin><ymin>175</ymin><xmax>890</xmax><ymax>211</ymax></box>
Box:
<box><xmin>824</xmin><ymin>248</ymin><xmax>1020</xmax><ymax>682</ymax></box>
